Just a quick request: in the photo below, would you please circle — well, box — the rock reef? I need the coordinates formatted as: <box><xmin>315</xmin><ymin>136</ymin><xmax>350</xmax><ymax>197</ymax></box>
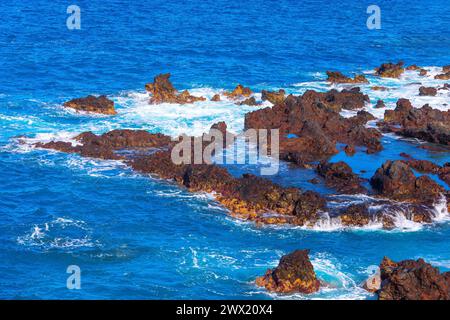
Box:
<box><xmin>376</xmin><ymin>257</ymin><xmax>450</xmax><ymax>300</ymax></box>
<box><xmin>375</xmin><ymin>61</ymin><xmax>405</xmax><ymax>78</ymax></box>
<box><xmin>379</xmin><ymin>99</ymin><xmax>450</xmax><ymax>146</ymax></box>
<box><xmin>145</xmin><ymin>73</ymin><xmax>206</xmax><ymax>104</ymax></box>
<box><xmin>326</xmin><ymin>71</ymin><xmax>368</xmax><ymax>84</ymax></box>
<box><xmin>256</xmin><ymin>250</ymin><xmax>320</xmax><ymax>294</ymax></box>
<box><xmin>63</xmin><ymin>95</ymin><xmax>116</xmax><ymax>115</ymax></box>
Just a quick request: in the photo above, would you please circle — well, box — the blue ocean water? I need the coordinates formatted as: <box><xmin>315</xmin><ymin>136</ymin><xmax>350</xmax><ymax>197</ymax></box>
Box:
<box><xmin>0</xmin><ymin>0</ymin><xmax>450</xmax><ymax>299</ymax></box>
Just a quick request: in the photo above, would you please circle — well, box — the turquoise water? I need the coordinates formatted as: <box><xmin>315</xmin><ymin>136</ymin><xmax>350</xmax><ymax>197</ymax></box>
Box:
<box><xmin>0</xmin><ymin>0</ymin><xmax>449</xmax><ymax>299</ymax></box>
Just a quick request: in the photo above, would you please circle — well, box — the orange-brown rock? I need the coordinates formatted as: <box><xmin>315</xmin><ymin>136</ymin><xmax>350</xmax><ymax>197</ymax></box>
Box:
<box><xmin>236</xmin><ymin>97</ymin><xmax>260</xmax><ymax>106</ymax></box>
<box><xmin>256</xmin><ymin>250</ymin><xmax>320</xmax><ymax>294</ymax></box>
<box><xmin>375</xmin><ymin>61</ymin><xmax>405</xmax><ymax>78</ymax></box>
<box><xmin>326</xmin><ymin>71</ymin><xmax>368</xmax><ymax>84</ymax></box>
<box><xmin>145</xmin><ymin>73</ymin><xmax>205</xmax><ymax>104</ymax></box>
<box><xmin>406</xmin><ymin>65</ymin><xmax>421</xmax><ymax>71</ymax></box>
<box><xmin>223</xmin><ymin>84</ymin><xmax>253</xmax><ymax>100</ymax></box>
<box><xmin>63</xmin><ymin>95</ymin><xmax>116</xmax><ymax>115</ymax></box>
<box><xmin>261</xmin><ymin>89</ymin><xmax>286</xmax><ymax>105</ymax></box>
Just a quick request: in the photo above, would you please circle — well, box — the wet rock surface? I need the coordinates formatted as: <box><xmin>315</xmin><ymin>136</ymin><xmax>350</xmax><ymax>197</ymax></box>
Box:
<box><xmin>419</xmin><ymin>86</ymin><xmax>437</xmax><ymax>96</ymax></box>
<box><xmin>378</xmin><ymin>99</ymin><xmax>450</xmax><ymax>146</ymax></box>
<box><xmin>245</xmin><ymin>89</ymin><xmax>380</xmax><ymax>166</ymax></box>
<box><xmin>317</xmin><ymin>161</ymin><xmax>367</xmax><ymax>194</ymax></box>
<box><xmin>145</xmin><ymin>73</ymin><xmax>206</xmax><ymax>104</ymax></box>
<box><xmin>261</xmin><ymin>89</ymin><xmax>285</xmax><ymax>105</ymax></box>
<box><xmin>63</xmin><ymin>95</ymin><xmax>116</xmax><ymax>115</ymax></box>
<box><xmin>326</xmin><ymin>71</ymin><xmax>368</xmax><ymax>84</ymax></box>
<box><xmin>370</xmin><ymin>160</ymin><xmax>445</xmax><ymax>204</ymax></box>
<box><xmin>377</xmin><ymin>257</ymin><xmax>450</xmax><ymax>300</ymax></box>
<box><xmin>375</xmin><ymin>61</ymin><xmax>405</xmax><ymax>78</ymax></box>
<box><xmin>256</xmin><ymin>250</ymin><xmax>320</xmax><ymax>294</ymax></box>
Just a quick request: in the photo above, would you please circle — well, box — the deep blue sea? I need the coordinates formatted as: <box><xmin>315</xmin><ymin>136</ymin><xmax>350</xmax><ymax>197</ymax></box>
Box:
<box><xmin>1</xmin><ymin>0</ymin><xmax>449</xmax><ymax>299</ymax></box>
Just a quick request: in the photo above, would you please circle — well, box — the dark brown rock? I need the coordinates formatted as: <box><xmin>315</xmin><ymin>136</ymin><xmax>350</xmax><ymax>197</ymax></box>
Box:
<box><xmin>377</xmin><ymin>257</ymin><xmax>450</xmax><ymax>300</ymax></box>
<box><xmin>375</xmin><ymin>62</ymin><xmax>405</xmax><ymax>78</ymax></box>
<box><xmin>63</xmin><ymin>95</ymin><xmax>116</xmax><ymax>115</ymax></box>
<box><xmin>370</xmin><ymin>160</ymin><xmax>444</xmax><ymax>204</ymax></box>
<box><xmin>317</xmin><ymin>161</ymin><xmax>367</xmax><ymax>194</ymax></box>
<box><xmin>379</xmin><ymin>99</ymin><xmax>450</xmax><ymax>146</ymax></box>
<box><xmin>375</xmin><ymin>100</ymin><xmax>386</xmax><ymax>108</ymax></box>
<box><xmin>419</xmin><ymin>86</ymin><xmax>437</xmax><ymax>96</ymax></box>
<box><xmin>210</xmin><ymin>94</ymin><xmax>221</xmax><ymax>102</ymax></box>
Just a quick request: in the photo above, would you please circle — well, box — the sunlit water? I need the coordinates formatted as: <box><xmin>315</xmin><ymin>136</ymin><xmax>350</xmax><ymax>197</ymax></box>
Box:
<box><xmin>0</xmin><ymin>0</ymin><xmax>449</xmax><ymax>299</ymax></box>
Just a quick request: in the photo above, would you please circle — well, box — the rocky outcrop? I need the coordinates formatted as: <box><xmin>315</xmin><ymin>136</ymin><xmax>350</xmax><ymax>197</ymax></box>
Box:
<box><xmin>256</xmin><ymin>250</ymin><xmax>320</xmax><ymax>294</ymax></box>
<box><xmin>375</xmin><ymin>62</ymin><xmax>405</xmax><ymax>78</ymax></box>
<box><xmin>145</xmin><ymin>73</ymin><xmax>206</xmax><ymax>104</ymax></box>
<box><xmin>419</xmin><ymin>86</ymin><xmax>437</xmax><ymax>96</ymax></box>
<box><xmin>370</xmin><ymin>160</ymin><xmax>444</xmax><ymax>204</ymax></box>
<box><xmin>224</xmin><ymin>84</ymin><xmax>253</xmax><ymax>100</ymax></box>
<box><xmin>210</xmin><ymin>94</ymin><xmax>221</xmax><ymax>102</ymax></box>
<box><xmin>245</xmin><ymin>89</ymin><xmax>380</xmax><ymax>167</ymax></box>
<box><xmin>375</xmin><ymin>100</ymin><xmax>386</xmax><ymax>109</ymax></box>
<box><xmin>379</xmin><ymin>99</ymin><xmax>450</xmax><ymax>146</ymax></box>
<box><xmin>63</xmin><ymin>95</ymin><xmax>116</xmax><ymax>115</ymax></box>
<box><xmin>326</xmin><ymin>71</ymin><xmax>368</xmax><ymax>84</ymax></box>
<box><xmin>236</xmin><ymin>97</ymin><xmax>260</xmax><ymax>106</ymax></box>
<box><xmin>406</xmin><ymin>65</ymin><xmax>421</xmax><ymax>71</ymax></box>
<box><xmin>317</xmin><ymin>161</ymin><xmax>367</xmax><ymax>194</ymax></box>
<box><xmin>377</xmin><ymin>257</ymin><xmax>450</xmax><ymax>300</ymax></box>
<box><xmin>261</xmin><ymin>89</ymin><xmax>285</xmax><ymax>105</ymax></box>
<box><xmin>435</xmin><ymin>72</ymin><xmax>450</xmax><ymax>80</ymax></box>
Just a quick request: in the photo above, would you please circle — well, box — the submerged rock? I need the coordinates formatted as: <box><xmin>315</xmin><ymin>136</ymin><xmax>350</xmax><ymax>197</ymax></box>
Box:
<box><xmin>326</xmin><ymin>71</ymin><xmax>369</xmax><ymax>84</ymax></box>
<box><xmin>375</xmin><ymin>61</ymin><xmax>405</xmax><ymax>78</ymax></box>
<box><xmin>63</xmin><ymin>95</ymin><xmax>116</xmax><ymax>115</ymax></box>
<box><xmin>377</xmin><ymin>257</ymin><xmax>450</xmax><ymax>300</ymax></box>
<box><xmin>256</xmin><ymin>250</ymin><xmax>320</xmax><ymax>294</ymax></box>
<box><xmin>145</xmin><ymin>73</ymin><xmax>206</xmax><ymax>104</ymax></box>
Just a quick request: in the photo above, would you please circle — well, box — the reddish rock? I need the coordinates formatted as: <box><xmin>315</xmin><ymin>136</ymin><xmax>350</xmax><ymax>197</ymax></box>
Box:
<box><xmin>370</xmin><ymin>160</ymin><xmax>444</xmax><ymax>204</ymax></box>
<box><xmin>145</xmin><ymin>73</ymin><xmax>205</xmax><ymax>104</ymax></box>
<box><xmin>261</xmin><ymin>89</ymin><xmax>286</xmax><ymax>105</ymax></box>
<box><xmin>210</xmin><ymin>94</ymin><xmax>221</xmax><ymax>102</ymax></box>
<box><xmin>245</xmin><ymin>89</ymin><xmax>380</xmax><ymax>166</ymax></box>
<box><xmin>377</xmin><ymin>257</ymin><xmax>450</xmax><ymax>300</ymax></box>
<box><xmin>379</xmin><ymin>99</ymin><xmax>450</xmax><ymax>146</ymax></box>
<box><xmin>419</xmin><ymin>69</ymin><xmax>428</xmax><ymax>76</ymax></box>
<box><xmin>63</xmin><ymin>95</ymin><xmax>116</xmax><ymax>115</ymax></box>
<box><xmin>256</xmin><ymin>250</ymin><xmax>320</xmax><ymax>294</ymax></box>
<box><xmin>317</xmin><ymin>161</ymin><xmax>367</xmax><ymax>194</ymax></box>
<box><xmin>326</xmin><ymin>71</ymin><xmax>369</xmax><ymax>84</ymax></box>
<box><xmin>375</xmin><ymin>62</ymin><xmax>405</xmax><ymax>78</ymax></box>
<box><xmin>419</xmin><ymin>86</ymin><xmax>437</xmax><ymax>96</ymax></box>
